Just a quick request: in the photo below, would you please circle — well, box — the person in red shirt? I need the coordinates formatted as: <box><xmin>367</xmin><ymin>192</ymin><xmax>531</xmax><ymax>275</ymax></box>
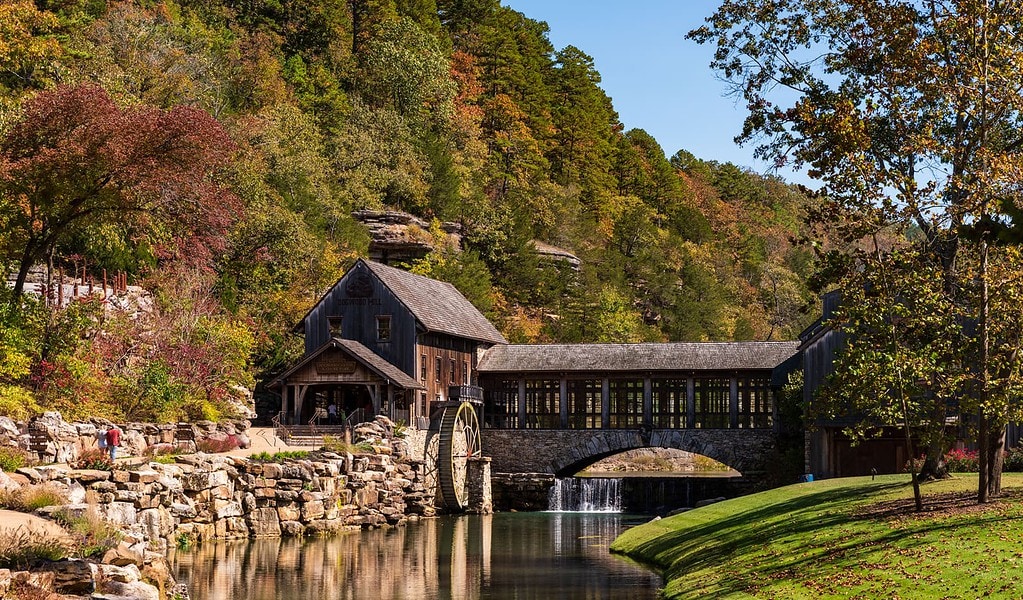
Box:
<box><xmin>105</xmin><ymin>425</ymin><xmax>121</xmax><ymax>461</ymax></box>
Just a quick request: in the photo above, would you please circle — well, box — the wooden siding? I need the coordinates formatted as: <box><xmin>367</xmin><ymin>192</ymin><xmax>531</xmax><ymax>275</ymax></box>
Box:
<box><xmin>302</xmin><ymin>261</ymin><xmax>419</xmax><ymax>376</ymax></box>
<box><xmin>416</xmin><ymin>339</ymin><xmax>476</xmax><ymax>417</ymax></box>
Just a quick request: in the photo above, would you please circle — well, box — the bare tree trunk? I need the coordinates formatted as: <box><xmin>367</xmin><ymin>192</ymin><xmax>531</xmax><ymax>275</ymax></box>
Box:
<box><xmin>978</xmin><ymin>237</ymin><xmax>991</xmax><ymax>503</ymax></box>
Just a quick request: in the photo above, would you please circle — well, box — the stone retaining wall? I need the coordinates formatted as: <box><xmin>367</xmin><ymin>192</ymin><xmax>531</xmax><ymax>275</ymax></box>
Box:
<box><xmin>490</xmin><ymin>473</ymin><xmax>555</xmax><ymax>512</ymax></box>
<box><xmin>0</xmin><ymin>412</ymin><xmax>251</xmax><ymax>465</ymax></box>
<box><xmin>10</xmin><ymin>419</ymin><xmax>435</xmax><ymax>554</ymax></box>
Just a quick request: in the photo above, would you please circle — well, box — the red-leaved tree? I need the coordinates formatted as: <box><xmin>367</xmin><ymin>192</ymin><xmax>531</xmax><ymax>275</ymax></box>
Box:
<box><xmin>0</xmin><ymin>83</ymin><xmax>239</xmax><ymax>303</ymax></box>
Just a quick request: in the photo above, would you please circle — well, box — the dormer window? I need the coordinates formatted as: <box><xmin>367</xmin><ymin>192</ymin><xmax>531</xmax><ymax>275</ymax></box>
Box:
<box><xmin>328</xmin><ymin>316</ymin><xmax>342</xmax><ymax>338</ymax></box>
<box><xmin>376</xmin><ymin>315</ymin><xmax>391</xmax><ymax>342</ymax></box>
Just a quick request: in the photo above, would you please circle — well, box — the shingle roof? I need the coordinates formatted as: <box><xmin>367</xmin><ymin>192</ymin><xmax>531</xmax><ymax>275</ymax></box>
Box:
<box><xmin>363</xmin><ymin>260</ymin><xmax>507</xmax><ymax>345</ymax></box>
<box><xmin>271</xmin><ymin>338</ymin><xmax>424</xmax><ymax>389</ymax></box>
<box><xmin>477</xmin><ymin>341</ymin><xmax>800</xmax><ymax>373</ymax></box>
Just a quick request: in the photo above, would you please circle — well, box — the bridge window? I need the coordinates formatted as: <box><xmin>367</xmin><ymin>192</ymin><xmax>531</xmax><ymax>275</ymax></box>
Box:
<box><xmin>608</xmin><ymin>379</ymin><xmax>643</xmax><ymax>428</ymax></box>
<box><xmin>694</xmin><ymin>378</ymin><xmax>730</xmax><ymax>428</ymax></box>
<box><xmin>525</xmin><ymin>379</ymin><xmax>559</xmax><ymax>428</ymax></box>
<box><xmin>567</xmin><ymin>379</ymin><xmax>601</xmax><ymax>428</ymax></box>
<box><xmin>738</xmin><ymin>376</ymin><xmax>772</xmax><ymax>428</ymax></box>
<box><xmin>652</xmin><ymin>378</ymin><xmax>687</xmax><ymax>428</ymax></box>
<box><xmin>483</xmin><ymin>378</ymin><xmax>518</xmax><ymax>428</ymax></box>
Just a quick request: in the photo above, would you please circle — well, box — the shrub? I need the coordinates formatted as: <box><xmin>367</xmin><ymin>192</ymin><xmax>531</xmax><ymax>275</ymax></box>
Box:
<box><xmin>1004</xmin><ymin>447</ymin><xmax>1023</xmax><ymax>472</ymax></box>
<box><xmin>0</xmin><ymin>528</ymin><xmax>70</xmax><ymax>569</ymax></box>
<box><xmin>73</xmin><ymin>447</ymin><xmax>113</xmax><ymax>471</ymax></box>
<box><xmin>56</xmin><ymin>506</ymin><xmax>122</xmax><ymax>558</ymax></box>
<box><xmin>944</xmin><ymin>448</ymin><xmax>980</xmax><ymax>472</ymax></box>
<box><xmin>323</xmin><ymin>435</ymin><xmax>372</xmax><ymax>454</ymax></box>
<box><xmin>249</xmin><ymin>450</ymin><xmax>310</xmax><ymax>462</ymax></box>
<box><xmin>196</xmin><ymin>434</ymin><xmax>240</xmax><ymax>454</ymax></box>
<box><xmin>0</xmin><ymin>483</ymin><xmax>68</xmax><ymax>512</ymax></box>
<box><xmin>0</xmin><ymin>445</ymin><xmax>32</xmax><ymax>472</ymax></box>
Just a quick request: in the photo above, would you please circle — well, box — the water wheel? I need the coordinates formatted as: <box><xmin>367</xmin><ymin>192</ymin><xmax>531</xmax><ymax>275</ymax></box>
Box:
<box><xmin>437</xmin><ymin>401</ymin><xmax>482</xmax><ymax>511</ymax></box>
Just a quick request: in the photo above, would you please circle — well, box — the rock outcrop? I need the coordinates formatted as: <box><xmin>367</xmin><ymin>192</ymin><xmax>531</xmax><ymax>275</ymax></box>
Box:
<box><xmin>353</xmin><ymin>209</ymin><xmax>462</xmax><ymax>264</ymax></box>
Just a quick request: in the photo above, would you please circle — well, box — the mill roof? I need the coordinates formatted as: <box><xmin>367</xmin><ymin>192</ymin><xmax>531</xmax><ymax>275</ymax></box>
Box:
<box><xmin>361</xmin><ymin>260</ymin><xmax>507</xmax><ymax>345</ymax></box>
<box><xmin>477</xmin><ymin>341</ymin><xmax>800</xmax><ymax>373</ymax></box>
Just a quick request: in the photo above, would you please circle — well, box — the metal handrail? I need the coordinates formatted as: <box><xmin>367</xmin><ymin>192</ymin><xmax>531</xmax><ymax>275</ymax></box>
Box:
<box><xmin>271</xmin><ymin>411</ymin><xmax>288</xmax><ymax>442</ymax></box>
<box><xmin>344</xmin><ymin>408</ymin><xmax>365</xmax><ymax>428</ymax></box>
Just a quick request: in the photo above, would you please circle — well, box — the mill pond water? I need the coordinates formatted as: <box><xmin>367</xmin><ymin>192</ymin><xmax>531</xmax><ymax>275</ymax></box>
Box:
<box><xmin>171</xmin><ymin>476</ymin><xmax>743</xmax><ymax>599</ymax></box>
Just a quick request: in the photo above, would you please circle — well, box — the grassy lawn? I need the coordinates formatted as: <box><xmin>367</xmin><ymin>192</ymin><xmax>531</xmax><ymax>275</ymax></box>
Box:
<box><xmin>610</xmin><ymin>474</ymin><xmax>1023</xmax><ymax>599</ymax></box>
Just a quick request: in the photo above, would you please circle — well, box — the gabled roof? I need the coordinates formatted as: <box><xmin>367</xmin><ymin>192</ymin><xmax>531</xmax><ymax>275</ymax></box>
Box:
<box><xmin>477</xmin><ymin>341</ymin><xmax>800</xmax><ymax>373</ymax></box>
<box><xmin>271</xmin><ymin>338</ymin><xmax>424</xmax><ymax>390</ymax></box>
<box><xmin>362</xmin><ymin>260</ymin><xmax>507</xmax><ymax>345</ymax></box>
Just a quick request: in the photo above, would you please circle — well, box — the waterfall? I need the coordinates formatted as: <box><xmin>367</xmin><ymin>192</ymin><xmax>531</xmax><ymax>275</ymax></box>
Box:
<box><xmin>547</xmin><ymin>477</ymin><xmax>622</xmax><ymax>512</ymax></box>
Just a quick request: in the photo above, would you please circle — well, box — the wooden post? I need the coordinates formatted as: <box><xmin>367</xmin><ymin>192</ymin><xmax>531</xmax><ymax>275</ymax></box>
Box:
<box><xmin>102</xmin><ymin>269</ymin><xmax>108</xmax><ymax>297</ymax></box>
<box><xmin>559</xmin><ymin>376</ymin><xmax>568</xmax><ymax>429</ymax></box>
<box><xmin>729</xmin><ymin>376</ymin><xmax>739</xmax><ymax>429</ymax></box>
<box><xmin>687</xmin><ymin>377</ymin><xmax>696</xmax><ymax>429</ymax></box>
<box><xmin>517</xmin><ymin>378</ymin><xmax>526</xmax><ymax>429</ymax></box>
<box><xmin>601</xmin><ymin>378</ymin><xmax>610</xmax><ymax>429</ymax></box>
<box><xmin>643</xmin><ymin>376</ymin><xmax>653</xmax><ymax>429</ymax></box>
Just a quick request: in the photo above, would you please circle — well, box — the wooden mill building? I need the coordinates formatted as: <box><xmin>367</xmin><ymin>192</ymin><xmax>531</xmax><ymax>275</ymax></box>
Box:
<box><xmin>272</xmin><ymin>259</ymin><xmax>507</xmax><ymax>427</ymax></box>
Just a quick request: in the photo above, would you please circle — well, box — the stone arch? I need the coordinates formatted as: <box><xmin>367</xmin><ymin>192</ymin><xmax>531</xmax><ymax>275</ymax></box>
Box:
<box><xmin>483</xmin><ymin>429</ymin><xmax>776</xmax><ymax>478</ymax></box>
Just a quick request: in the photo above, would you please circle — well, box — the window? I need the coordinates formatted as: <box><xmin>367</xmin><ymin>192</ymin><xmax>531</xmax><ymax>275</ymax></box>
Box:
<box><xmin>524</xmin><ymin>379</ymin><xmax>560</xmax><ymax>428</ymax></box>
<box><xmin>376</xmin><ymin>315</ymin><xmax>391</xmax><ymax>342</ymax></box>
<box><xmin>694</xmin><ymin>378</ymin><xmax>730</xmax><ymax>428</ymax></box>
<box><xmin>463</xmin><ymin>361</ymin><xmax>469</xmax><ymax>385</ymax></box>
<box><xmin>435</xmin><ymin>357</ymin><xmax>442</xmax><ymax>382</ymax></box>
<box><xmin>420</xmin><ymin>355</ymin><xmax>427</xmax><ymax>381</ymax></box>
<box><xmin>327</xmin><ymin>316</ymin><xmax>342</xmax><ymax>337</ymax></box>
<box><xmin>608</xmin><ymin>379</ymin><xmax>643</xmax><ymax>428</ymax></box>
<box><xmin>450</xmin><ymin>359</ymin><xmax>456</xmax><ymax>384</ymax></box>
<box><xmin>567</xmin><ymin>379</ymin><xmax>602</xmax><ymax>429</ymax></box>
<box><xmin>652</xmin><ymin>379</ymin><xmax>687</xmax><ymax>428</ymax></box>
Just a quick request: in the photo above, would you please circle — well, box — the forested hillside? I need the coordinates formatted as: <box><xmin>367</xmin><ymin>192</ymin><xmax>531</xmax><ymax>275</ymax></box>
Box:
<box><xmin>0</xmin><ymin>0</ymin><xmax>819</xmax><ymax>421</ymax></box>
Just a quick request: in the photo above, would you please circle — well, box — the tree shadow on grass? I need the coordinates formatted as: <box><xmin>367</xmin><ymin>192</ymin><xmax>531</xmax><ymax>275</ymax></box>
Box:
<box><xmin>617</xmin><ymin>479</ymin><xmax>1023</xmax><ymax>598</ymax></box>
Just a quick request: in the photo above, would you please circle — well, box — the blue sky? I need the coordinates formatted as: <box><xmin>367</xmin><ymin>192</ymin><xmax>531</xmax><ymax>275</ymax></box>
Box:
<box><xmin>501</xmin><ymin>0</ymin><xmax>814</xmax><ymax>187</ymax></box>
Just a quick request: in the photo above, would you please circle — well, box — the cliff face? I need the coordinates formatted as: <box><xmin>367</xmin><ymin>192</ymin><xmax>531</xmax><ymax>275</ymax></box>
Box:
<box><xmin>353</xmin><ymin>209</ymin><xmax>462</xmax><ymax>265</ymax></box>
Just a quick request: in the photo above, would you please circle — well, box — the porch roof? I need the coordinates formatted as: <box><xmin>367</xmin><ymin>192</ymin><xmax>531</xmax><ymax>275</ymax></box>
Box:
<box><xmin>271</xmin><ymin>337</ymin><xmax>424</xmax><ymax>390</ymax></box>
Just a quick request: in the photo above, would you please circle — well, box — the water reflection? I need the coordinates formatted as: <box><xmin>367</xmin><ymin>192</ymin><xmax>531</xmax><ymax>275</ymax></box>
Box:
<box><xmin>171</xmin><ymin>513</ymin><xmax>662</xmax><ymax>600</ymax></box>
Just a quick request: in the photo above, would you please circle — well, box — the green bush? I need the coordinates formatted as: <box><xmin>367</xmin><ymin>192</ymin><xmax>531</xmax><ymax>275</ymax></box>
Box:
<box><xmin>56</xmin><ymin>507</ymin><xmax>122</xmax><ymax>558</ymax></box>
<box><xmin>0</xmin><ymin>483</ymin><xmax>68</xmax><ymax>512</ymax></box>
<box><xmin>1004</xmin><ymin>447</ymin><xmax>1023</xmax><ymax>472</ymax></box>
<box><xmin>0</xmin><ymin>529</ymin><xmax>69</xmax><ymax>569</ymax></box>
<box><xmin>249</xmin><ymin>450</ymin><xmax>310</xmax><ymax>462</ymax></box>
<box><xmin>0</xmin><ymin>446</ymin><xmax>31</xmax><ymax>472</ymax></box>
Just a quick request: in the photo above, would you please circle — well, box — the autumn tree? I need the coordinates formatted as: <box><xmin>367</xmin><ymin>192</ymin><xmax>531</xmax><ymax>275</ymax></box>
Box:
<box><xmin>0</xmin><ymin>83</ymin><xmax>238</xmax><ymax>304</ymax></box>
<box><xmin>691</xmin><ymin>0</ymin><xmax>1023</xmax><ymax>501</ymax></box>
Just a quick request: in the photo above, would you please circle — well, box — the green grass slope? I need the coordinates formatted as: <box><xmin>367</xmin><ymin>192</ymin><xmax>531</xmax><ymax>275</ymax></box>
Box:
<box><xmin>610</xmin><ymin>474</ymin><xmax>1023</xmax><ymax>599</ymax></box>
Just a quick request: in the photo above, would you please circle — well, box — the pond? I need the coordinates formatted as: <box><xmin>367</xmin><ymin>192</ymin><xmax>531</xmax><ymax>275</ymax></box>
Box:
<box><xmin>170</xmin><ymin>512</ymin><xmax>662</xmax><ymax>599</ymax></box>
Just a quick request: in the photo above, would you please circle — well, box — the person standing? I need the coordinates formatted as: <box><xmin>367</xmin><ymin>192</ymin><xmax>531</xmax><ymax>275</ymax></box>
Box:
<box><xmin>105</xmin><ymin>425</ymin><xmax>121</xmax><ymax>462</ymax></box>
<box><xmin>328</xmin><ymin>402</ymin><xmax>338</xmax><ymax>425</ymax></box>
